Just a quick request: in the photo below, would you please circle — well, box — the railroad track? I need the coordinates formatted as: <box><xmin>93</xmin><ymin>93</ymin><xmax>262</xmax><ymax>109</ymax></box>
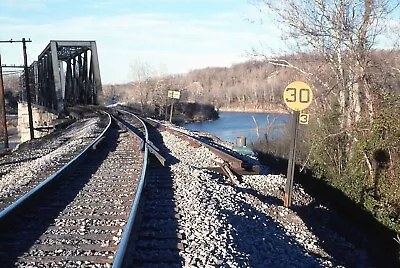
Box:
<box><xmin>144</xmin><ymin>117</ymin><xmax>260</xmax><ymax>178</ymax></box>
<box><xmin>114</xmin><ymin>106</ymin><xmax>260</xmax><ymax>177</ymax></box>
<box><xmin>114</xmin><ymin>109</ymin><xmax>183</xmax><ymax>267</ymax></box>
<box><xmin>0</xmin><ymin>106</ymin><xmax>266</xmax><ymax>267</ymax></box>
<box><xmin>0</xmin><ymin>116</ymin><xmax>109</xmax><ymax>211</ymax></box>
<box><xmin>0</xmin><ymin>113</ymin><xmax>146</xmax><ymax>267</ymax></box>
<box><xmin>115</xmin><ymin>109</ymin><xmax>262</xmax><ymax>267</ymax></box>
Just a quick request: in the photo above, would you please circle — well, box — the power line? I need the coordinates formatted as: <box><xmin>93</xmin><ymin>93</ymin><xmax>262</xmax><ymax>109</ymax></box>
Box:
<box><xmin>3</xmin><ymin>71</ymin><xmax>23</xmax><ymax>76</ymax></box>
<box><xmin>0</xmin><ymin>39</ymin><xmax>32</xmax><ymax>44</ymax></box>
<box><xmin>1</xmin><ymin>64</ymin><xmax>25</xmax><ymax>68</ymax></box>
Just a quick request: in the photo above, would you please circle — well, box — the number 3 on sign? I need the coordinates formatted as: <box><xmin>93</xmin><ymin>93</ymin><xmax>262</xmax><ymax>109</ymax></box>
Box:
<box><xmin>299</xmin><ymin>113</ymin><xmax>309</xmax><ymax>124</ymax></box>
<box><xmin>283</xmin><ymin>81</ymin><xmax>313</xmax><ymax>111</ymax></box>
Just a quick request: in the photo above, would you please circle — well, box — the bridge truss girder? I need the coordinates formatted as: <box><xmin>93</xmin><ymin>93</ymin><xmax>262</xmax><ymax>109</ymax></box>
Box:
<box><xmin>33</xmin><ymin>40</ymin><xmax>102</xmax><ymax>112</ymax></box>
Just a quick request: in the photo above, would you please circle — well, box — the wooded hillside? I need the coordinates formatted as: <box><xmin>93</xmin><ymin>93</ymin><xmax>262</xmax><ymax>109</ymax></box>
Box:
<box><xmin>104</xmin><ymin>50</ymin><xmax>400</xmax><ymax>115</ymax></box>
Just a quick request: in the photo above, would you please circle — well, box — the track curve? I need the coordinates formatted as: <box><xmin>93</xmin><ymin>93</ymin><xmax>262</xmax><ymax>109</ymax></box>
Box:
<box><xmin>0</xmin><ymin>115</ymin><xmax>145</xmax><ymax>267</ymax></box>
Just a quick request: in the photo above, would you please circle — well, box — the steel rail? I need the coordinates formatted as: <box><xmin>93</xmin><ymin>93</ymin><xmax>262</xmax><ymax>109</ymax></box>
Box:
<box><xmin>0</xmin><ymin>113</ymin><xmax>112</xmax><ymax>221</ymax></box>
<box><xmin>159</xmin><ymin>122</ymin><xmax>244</xmax><ymax>170</ymax></box>
<box><xmin>144</xmin><ymin>117</ymin><xmax>259</xmax><ymax>174</ymax></box>
<box><xmin>112</xmin><ymin>110</ymin><xmax>149</xmax><ymax>268</ymax></box>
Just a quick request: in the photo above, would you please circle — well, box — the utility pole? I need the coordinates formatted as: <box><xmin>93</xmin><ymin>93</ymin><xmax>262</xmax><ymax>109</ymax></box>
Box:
<box><xmin>22</xmin><ymin>38</ymin><xmax>34</xmax><ymax>140</ymax></box>
<box><xmin>0</xmin><ymin>54</ymin><xmax>9</xmax><ymax>149</ymax></box>
<box><xmin>0</xmin><ymin>38</ymin><xmax>34</xmax><ymax>140</ymax></box>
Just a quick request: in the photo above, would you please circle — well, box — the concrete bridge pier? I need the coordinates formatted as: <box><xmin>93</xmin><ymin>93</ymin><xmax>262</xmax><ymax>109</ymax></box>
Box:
<box><xmin>17</xmin><ymin>102</ymin><xmax>57</xmax><ymax>142</ymax></box>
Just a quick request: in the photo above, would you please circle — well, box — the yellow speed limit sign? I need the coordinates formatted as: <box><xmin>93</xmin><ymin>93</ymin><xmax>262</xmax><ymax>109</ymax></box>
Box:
<box><xmin>283</xmin><ymin>81</ymin><xmax>313</xmax><ymax>111</ymax></box>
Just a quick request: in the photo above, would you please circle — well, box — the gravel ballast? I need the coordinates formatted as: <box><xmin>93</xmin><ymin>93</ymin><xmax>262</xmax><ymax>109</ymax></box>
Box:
<box><xmin>0</xmin><ymin>117</ymin><xmax>105</xmax><ymax>202</ymax></box>
<box><xmin>0</xmin><ymin>115</ymin><xmax>375</xmax><ymax>267</ymax></box>
<box><xmin>161</xmin><ymin>130</ymin><xmax>371</xmax><ymax>267</ymax></box>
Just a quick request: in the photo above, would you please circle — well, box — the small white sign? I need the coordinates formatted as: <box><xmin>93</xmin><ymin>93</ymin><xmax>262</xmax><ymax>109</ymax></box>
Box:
<box><xmin>168</xmin><ymin>90</ymin><xmax>180</xmax><ymax>99</ymax></box>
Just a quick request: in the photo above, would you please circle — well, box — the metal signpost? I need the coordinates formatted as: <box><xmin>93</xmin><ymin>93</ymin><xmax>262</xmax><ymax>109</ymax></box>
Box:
<box><xmin>283</xmin><ymin>81</ymin><xmax>313</xmax><ymax>207</ymax></box>
<box><xmin>167</xmin><ymin>90</ymin><xmax>180</xmax><ymax>123</ymax></box>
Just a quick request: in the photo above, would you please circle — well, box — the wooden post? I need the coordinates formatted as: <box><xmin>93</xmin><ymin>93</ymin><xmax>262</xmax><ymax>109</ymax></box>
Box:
<box><xmin>0</xmin><ymin>54</ymin><xmax>9</xmax><ymax>149</ymax></box>
<box><xmin>22</xmin><ymin>38</ymin><xmax>34</xmax><ymax>140</ymax></box>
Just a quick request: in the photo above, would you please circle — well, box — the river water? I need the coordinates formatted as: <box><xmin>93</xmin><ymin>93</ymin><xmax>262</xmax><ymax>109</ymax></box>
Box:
<box><xmin>183</xmin><ymin>112</ymin><xmax>290</xmax><ymax>145</ymax></box>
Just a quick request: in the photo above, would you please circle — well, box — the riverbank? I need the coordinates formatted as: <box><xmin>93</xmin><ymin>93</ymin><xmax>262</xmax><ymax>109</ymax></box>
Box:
<box><xmin>184</xmin><ymin>111</ymin><xmax>290</xmax><ymax>145</ymax></box>
<box><xmin>218</xmin><ymin>105</ymin><xmax>289</xmax><ymax>114</ymax></box>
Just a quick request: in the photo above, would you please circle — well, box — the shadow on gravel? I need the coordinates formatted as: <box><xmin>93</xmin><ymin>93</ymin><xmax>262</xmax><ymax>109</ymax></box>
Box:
<box><xmin>218</xmin><ymin>200</ymin><xmax>331</xmax><ymax>267</ymax></box>
<box><xmin>149</xmin><ymin>128</ymin><xmax>180</xmax><ymax>166</ymax></box>
<box><xmin>127</xmin><ymin>126</ymin><xmax>183</xmax><ymax>266</ymax></box>
<box><xmin>291</xmin><ymin>201</ymin><xmax>372</xmax><ymax>268</ymax></box>
<box><xmin>257</xmin><ymin>153</ymin><xmax>400</xmax><ymax>268</ymax></box>
<box><xmin>0</xmin><ymin>127</ymin><xmax>120</xmax><ymax>265</ymax></box>
<box><xmin>232</xmin><ymin>183</ymin><xmax>283</xmax><ymax>207</ymax></box>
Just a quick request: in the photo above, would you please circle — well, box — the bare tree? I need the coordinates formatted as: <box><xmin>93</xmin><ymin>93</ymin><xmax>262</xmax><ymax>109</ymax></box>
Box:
<box><xmin>258</xmin><ymin>0</ymin><xmax>397</xmax><ymax>124</ymax></box>
<box><xmin>255</xmin><ymin>0</ymin><xmax>399</xmax><ymax>178</ymax></box>
<box><xmin>131</xmin><ymin>60</ymin><xmax>153</xmax><ymax>113</ymax></box>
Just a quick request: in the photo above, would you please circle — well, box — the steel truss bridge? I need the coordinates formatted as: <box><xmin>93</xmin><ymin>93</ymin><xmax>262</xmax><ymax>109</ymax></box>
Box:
<box><xmin>22</xmin><ymin>40</ymin><xmax>103</xmax><ymax>112</ymax></box>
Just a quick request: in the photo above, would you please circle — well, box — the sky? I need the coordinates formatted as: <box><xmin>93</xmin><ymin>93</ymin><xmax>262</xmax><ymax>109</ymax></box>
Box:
<box><xmin>0</xmin><ymin>0</ymin><xmax>281</xmax><ymax>84</ymax></box>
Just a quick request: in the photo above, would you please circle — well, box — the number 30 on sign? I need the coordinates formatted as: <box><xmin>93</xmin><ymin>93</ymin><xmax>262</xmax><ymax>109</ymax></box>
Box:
<box><xmin>283</xmin><ymin>81</ymin><xmax>313</xmax><ymax>111</ymax></box>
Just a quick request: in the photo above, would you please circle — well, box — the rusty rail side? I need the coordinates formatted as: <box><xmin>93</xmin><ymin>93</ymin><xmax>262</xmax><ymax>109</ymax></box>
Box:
<box><xmin>144</xmin><ymin>117</ymin><xmax>259</xmax><ymax>175</ymax></box>
<box><xmin>165</xmin><ymin>128</ymin><xmax>244</xmax><ymax>170</ymax></box>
